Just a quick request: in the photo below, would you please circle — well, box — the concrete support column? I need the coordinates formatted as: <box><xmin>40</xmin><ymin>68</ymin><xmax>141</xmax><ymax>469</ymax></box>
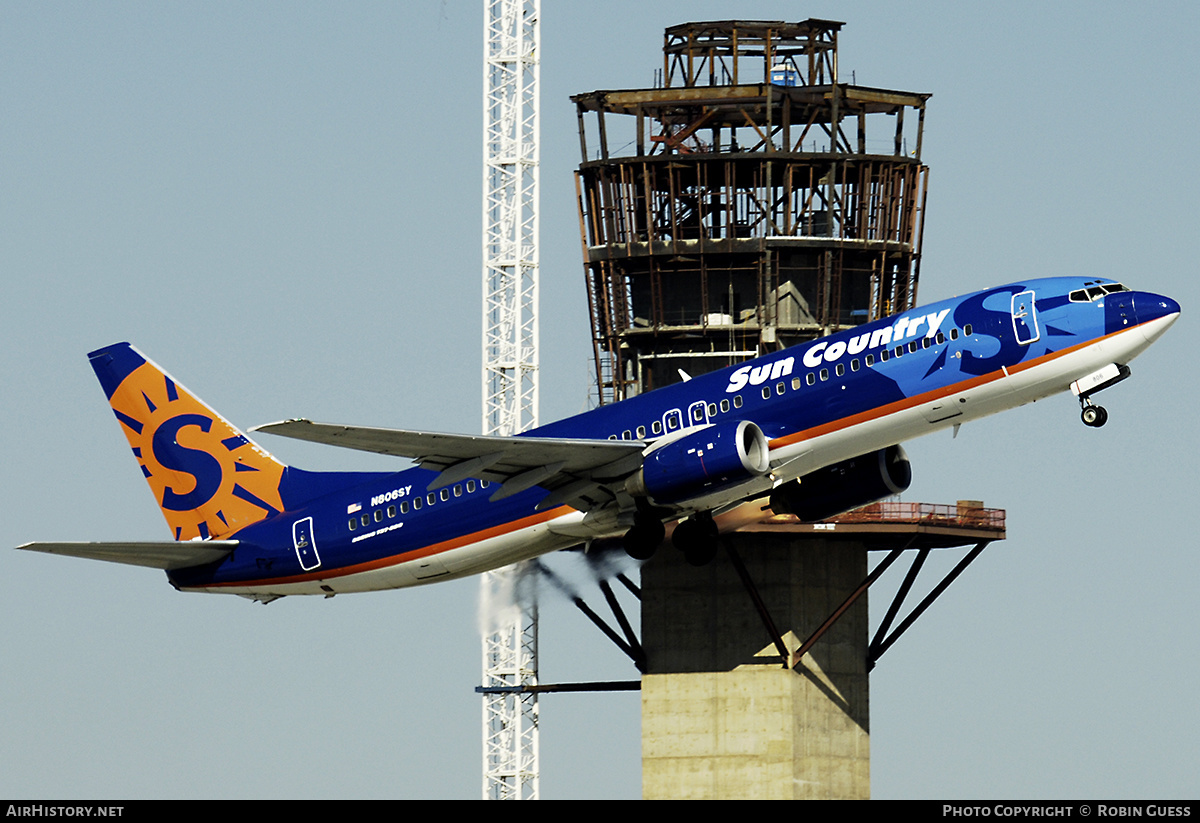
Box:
<box><xmin>640</xmin><ymin>533</ymin><xmax>870</xmax><ymax>800</ymax></box>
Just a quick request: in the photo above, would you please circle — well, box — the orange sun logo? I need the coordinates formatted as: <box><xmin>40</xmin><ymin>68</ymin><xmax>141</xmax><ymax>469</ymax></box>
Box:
<box><xmin>107</xmin><ymin>361</ymin><xmax>285</xmax><ymax>541</ymax></box>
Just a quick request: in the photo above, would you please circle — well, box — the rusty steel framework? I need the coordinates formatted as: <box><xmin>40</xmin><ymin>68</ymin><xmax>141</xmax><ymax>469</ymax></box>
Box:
<box><xmin>573</xmin><ymin>19</ymin><xmax>931</xmax><ymax>403</ymax></box>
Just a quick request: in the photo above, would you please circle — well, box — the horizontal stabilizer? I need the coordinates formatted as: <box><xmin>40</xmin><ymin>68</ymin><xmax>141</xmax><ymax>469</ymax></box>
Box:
<box><xmin>17</xmin><ymin>540</ymin><xmax>238</xmax><ymax>571</ymax></box>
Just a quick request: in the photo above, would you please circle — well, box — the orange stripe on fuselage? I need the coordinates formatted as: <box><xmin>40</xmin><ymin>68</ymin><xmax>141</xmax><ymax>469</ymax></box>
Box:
<box><xmin>201</xmin><ymin>504</ymin><xmax>575</xmax><ymax>589</ymax></box>
<box><xmin>202</xmin><ymin>326</ymin><xmax>1139</xmax><ymax>589</ymax></box>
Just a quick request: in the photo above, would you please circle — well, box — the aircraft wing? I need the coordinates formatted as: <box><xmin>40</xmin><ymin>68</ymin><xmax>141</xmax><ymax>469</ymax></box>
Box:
<box><xmin>251</xmin><ymin>419</ymin><xmax>647</xmax><ymax>511</ymax></box>
<box><xmin>17</xmin><ymin>540</ymin><xmax>238</xmax><ymax>571</ymax></box>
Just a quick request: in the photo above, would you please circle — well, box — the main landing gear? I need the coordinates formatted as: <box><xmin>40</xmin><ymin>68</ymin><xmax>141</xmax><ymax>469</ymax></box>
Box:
<box><xmin>621</xmin><ymin>510</ymin><xmax>721</xmax><ymax>567</ymax></box>
<box><xmin>671</xmin><ymin>512</ymin><xmax>720</xmax><ymax>567</ymax></box>
<box><xmin>621</xmin><ymin>511</ymin><xmax>665</xmax><ymax>561</ymax></box>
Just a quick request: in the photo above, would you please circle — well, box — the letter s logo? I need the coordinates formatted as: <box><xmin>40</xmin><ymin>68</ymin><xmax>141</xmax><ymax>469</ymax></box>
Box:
<box><xmin>151</xmin><ymin>413</ymin><xmax>224</xmax><ymax>512</ymax></box>
<box><xmin>954</xmin><ymin>286</ymin><xmax>1025</xmax><ymax>376</ymax></box>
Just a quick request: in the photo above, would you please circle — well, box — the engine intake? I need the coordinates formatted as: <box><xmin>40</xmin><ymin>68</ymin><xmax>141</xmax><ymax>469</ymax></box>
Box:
<box><xmin>770</xmin><ymin>445</ymin><xmax>912</xmax><ymax>522</ymax></box>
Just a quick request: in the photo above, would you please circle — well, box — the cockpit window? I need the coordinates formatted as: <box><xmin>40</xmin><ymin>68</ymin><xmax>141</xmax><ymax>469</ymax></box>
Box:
<box><xmin>1069</xmin><ymin>282</ymin><xmax>1129</xmax><ymax>303</ymax></box>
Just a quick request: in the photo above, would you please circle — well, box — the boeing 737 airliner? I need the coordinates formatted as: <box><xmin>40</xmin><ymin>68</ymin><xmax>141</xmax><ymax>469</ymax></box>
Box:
<box><xmin>19</xmin><ymin>278</ymin><xmax>1180</xmax><ymax>601</ymax></box>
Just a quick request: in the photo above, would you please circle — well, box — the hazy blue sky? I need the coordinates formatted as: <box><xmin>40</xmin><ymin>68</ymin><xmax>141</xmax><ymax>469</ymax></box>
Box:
<box><xmin>3</xmin><ymin>1</ymin><xmax>1197</xmax><ymax>799</ymax></box>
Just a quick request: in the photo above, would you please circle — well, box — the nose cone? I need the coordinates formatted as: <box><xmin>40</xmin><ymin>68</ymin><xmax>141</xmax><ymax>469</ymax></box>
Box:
<box><xmin>1135</xmin><ymin>292</ymin><xmax>1181</xmax><ymax>344</ymax></box>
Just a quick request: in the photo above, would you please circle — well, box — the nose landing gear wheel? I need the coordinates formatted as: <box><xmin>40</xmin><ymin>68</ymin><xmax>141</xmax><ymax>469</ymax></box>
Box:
<box><xmin>1081</xmin><ymin>404</ymin><xmax>1108</xmax><ymax>428</ymax></box>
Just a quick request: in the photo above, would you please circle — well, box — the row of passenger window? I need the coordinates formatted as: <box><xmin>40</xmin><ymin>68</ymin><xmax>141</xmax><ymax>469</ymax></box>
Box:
<box><xmin>607</xmin><ymin>323</ymin><xmax>974</xmax><ymax>441</ymax></box>
<box><xmin>609</xmin><ymin>394</ymin><xmax>747</xmax><ymax>441</ymax></box>
<box><xmin>348</xmin><ymin>479</ymin><xmax>491</xmax><ymax>531</ymax></box>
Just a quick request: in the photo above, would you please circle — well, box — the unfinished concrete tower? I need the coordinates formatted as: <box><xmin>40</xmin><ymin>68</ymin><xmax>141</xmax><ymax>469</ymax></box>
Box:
<box><xmin>574</xmin><ymin>19</ymin><xmax>930</xmax><ymax>404</ymax></box>
<box><xmin>572</xmin><ymin>20</ymin><xmax>942</xmax><ymax>799</ymax></box>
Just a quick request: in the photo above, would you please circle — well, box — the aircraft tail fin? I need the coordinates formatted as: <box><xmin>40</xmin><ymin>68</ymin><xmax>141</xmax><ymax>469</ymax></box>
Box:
<box><xmin>88</xmin><ymin>342</ymin><xmax>289</xmax><ymax>541</ymax></box>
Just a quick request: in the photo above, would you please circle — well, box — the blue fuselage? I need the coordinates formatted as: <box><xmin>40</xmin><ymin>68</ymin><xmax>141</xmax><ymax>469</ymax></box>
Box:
<box><xmin>169</xmin><ymin>277</ymin><xmax>1180</xmax><ymax>596</ymax></box>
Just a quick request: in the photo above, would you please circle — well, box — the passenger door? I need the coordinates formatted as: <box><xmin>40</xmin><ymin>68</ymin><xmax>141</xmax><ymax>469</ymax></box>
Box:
<box><xmin>292</xmin><ymin>516</ymin><xmax>321</xmax><ymax>571</ymax></box>
<box><xmin>1011</xmin><ymin>290</ymin><xmax>1040</xmax><ymax>345</ymax></box>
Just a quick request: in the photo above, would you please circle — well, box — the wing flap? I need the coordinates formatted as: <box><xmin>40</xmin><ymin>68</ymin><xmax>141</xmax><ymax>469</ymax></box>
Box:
<box><xmin>17</xmin><ymin>541</ymin><xmax>238</xmax><ymax>571</ymax></box>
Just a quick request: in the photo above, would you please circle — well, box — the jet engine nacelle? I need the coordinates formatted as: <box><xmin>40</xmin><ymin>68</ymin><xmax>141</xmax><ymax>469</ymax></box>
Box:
<box><xmin>627</xmin><ymin>419</ymin><xmax>770</xmax><ymax>505</ymax></box>
<box><xmin>769</xmin><ymin>445</ymin><xmax>912</xmax><ymax>522</ymax></box>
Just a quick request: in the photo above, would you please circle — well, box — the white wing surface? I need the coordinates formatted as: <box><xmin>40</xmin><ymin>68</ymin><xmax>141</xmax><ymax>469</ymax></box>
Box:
<box><xmin>251</xmin><ymin>419</ymin><xmax>647</xmax><ymax>511</ymax></box>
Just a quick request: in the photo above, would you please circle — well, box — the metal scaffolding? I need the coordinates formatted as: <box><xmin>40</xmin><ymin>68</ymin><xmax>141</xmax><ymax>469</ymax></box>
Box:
<box><xmin>481</xmin><ymin>0</ymin><xmax>540</xmax><ymax>801</ymax></box>
<box><xmin>483</xmin><ymin>0</ymin><xmax>540</xmax><ymax>437</ymax></box>
<box><xmin>573</xmin><ymin>19</ymin><xmax>931</xmax><ymax>403</ymax></box>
